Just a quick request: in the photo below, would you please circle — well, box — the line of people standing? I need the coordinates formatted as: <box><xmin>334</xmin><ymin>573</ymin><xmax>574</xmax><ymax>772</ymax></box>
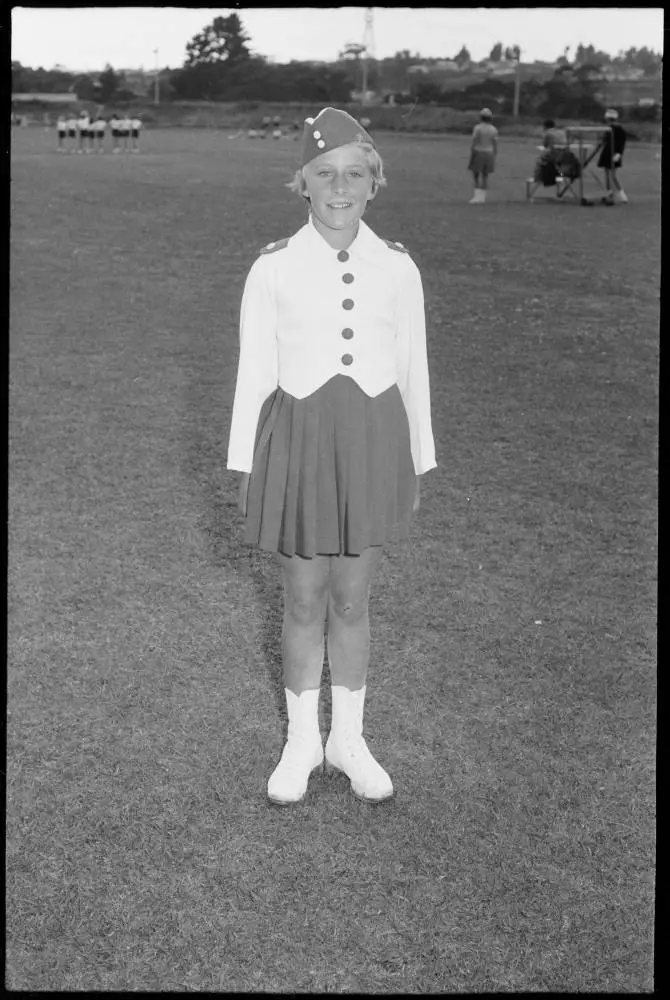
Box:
<box><xmin>57</xmin><ymin>112</ymin><xmax>143</xmax><ymax>153</ymax></box>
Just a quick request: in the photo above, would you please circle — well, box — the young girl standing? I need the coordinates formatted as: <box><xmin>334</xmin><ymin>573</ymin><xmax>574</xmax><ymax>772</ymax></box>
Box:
<box><xmin>599</xmin><ymin>108</ymin><xmax>628</xmax><ymax>204</ymax></box>
<box><xmin>468</xmin><ymin>108</ymin><xmax>498</xmax><ymax>203</ymax></box>
<box><xmin>227</xmin><ymin>108</ymin><xmax>437</xmax><ymax>806</ymax></box>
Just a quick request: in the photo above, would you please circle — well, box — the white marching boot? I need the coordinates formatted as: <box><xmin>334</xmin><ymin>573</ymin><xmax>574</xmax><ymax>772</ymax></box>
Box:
<box><xmin>267</xmin><ymin>688</ymin><xmax>323</xmax><ymax>806</ymax></box>
<box><xmin>325</xmin><ymin>685</ymin><xmax>394</xmax><ymax>802</ymax></box>
<box><xmin>469</xmin><ymin>188</ymin><xmax>483</xmax><ymax>204</ymax></box>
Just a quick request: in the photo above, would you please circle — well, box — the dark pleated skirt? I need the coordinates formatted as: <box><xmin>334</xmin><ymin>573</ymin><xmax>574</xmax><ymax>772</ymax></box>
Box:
<box><xmin>244</xmin><ymin>374</ymin><xmax>417</xmax><ymax>558</ymax></box>
<box><xmin>468</xmin><ymin>150</ymin><xmax>495</xmax><ymax>175</ymax></box>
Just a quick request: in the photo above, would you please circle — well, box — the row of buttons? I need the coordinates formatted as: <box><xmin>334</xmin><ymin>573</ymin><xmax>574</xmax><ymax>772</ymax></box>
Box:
<box><xmin>338</xmin><ymin>250</ymin><xmax>354</xmax><ymax>365</ymax></box>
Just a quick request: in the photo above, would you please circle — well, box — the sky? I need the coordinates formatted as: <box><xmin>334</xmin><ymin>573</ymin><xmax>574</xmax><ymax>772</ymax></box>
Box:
<box><xmin>10</xmin><ymin>6</ymin><xmax>665</xmax><ymax>72</ymax></box>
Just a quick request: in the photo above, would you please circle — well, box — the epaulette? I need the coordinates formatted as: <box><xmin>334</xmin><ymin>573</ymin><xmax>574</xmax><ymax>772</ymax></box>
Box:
<box><xmin>383</xmin><ymin>238</ymin><xmax>410</xmax><ymax>254</ymax></box>
<box><xmin>259</xmin><ymin>237</ymin><xmax>290</xmax><ymax>255</ymax></box>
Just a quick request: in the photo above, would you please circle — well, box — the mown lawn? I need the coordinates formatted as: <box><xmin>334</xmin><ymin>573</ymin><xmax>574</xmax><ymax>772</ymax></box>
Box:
<box><xmin>8</xmin><ymin>125</ymin><xmax>658</xmax><ymax>992</ymax></box>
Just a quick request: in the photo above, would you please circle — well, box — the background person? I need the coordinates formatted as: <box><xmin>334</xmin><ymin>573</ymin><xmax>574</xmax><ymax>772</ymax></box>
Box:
<box><xmin>534</xmin><ymin>119</ymin><xmax>568</xmax><ymax>186</ymax></box>
<box><xmin>130</xmin><ymin>114</ymin><xmax>142</xmax><ymax>153</ymax></box>
<box><xmin>77</xmin><ymin>110</ymin><xmax>90</xmax><ymax>154</ymax></box>
<box><xmin>468</xmin><ymin>108</ymin><xmax>498</xmax><ymax>203</ymax></box>
<box><xmin>92</xmin><ymin>115</ymin><xmax>107</xmax><ymax>152</ymax></box>
<box><xmin>599</xmin><ymin>108</ymin><xmax>628</xmax><ymax>204</ymax></box>
<box><xmin>228</xmin><ymin>107</ymin><xmax>436</xmax><ymax>808</ymax></box>
<box><xmin>66</xmin><ymin>113</ymin><xmax>77</xmax><ymax>152</ymax></box>
<box><xmin>56</xmin><ymin>113</ymin><xmax>67</xmax><ymax>152</ymax></box>
<box><xmin>119</xmin><ymin>113</ymin><xmax>131</xmax><ymax>152</ymax></box>
<box><xmin>86</xmin><ymin>117</ymin><xmax>97</xmax><ymax>153</ymax></box>
<box><xmin>109</xmin><ymin>113</ymin><xmax>121</xmax><ymax>152</ymax></box>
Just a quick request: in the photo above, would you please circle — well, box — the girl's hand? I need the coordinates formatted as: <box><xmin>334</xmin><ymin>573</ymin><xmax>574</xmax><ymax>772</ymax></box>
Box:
<box><xmin>413</xmin><ymin>477</ymin><xmax>421</xmax><ymax>513</ymax></box>
<box><xmin>238</xmin><ymin>473</ymin><xmax>251</xmax><ymax>517</ymax></box>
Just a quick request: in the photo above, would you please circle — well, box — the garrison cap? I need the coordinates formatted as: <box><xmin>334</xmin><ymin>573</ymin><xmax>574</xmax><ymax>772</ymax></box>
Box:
<box><xmin>301</xmin><ymin>107</ymin><xmax>375</xmax><ymax>167</ymax></box>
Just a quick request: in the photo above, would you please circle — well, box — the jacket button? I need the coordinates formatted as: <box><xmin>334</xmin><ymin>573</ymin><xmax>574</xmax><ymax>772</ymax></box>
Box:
<box><xmin>337</xmin><ymin>250</ymin><xmax>350</xmax><ymax>263</ymax></box>
<box><xmin>342</xmin><ymin>273</ymin><xmax>354</xmax><ymax>284</ymax></box>
<box><xmin>341</xmin><ymin>353</ymin><xmax>353</xmax><ymax>366</ymax></box>
<box><xmin>342</xmin><ymin>298</ymin><xmax>354</xmax><ymax>310</ymax></box>
<box><xmin>341</xmin><ymin>327</ymin><xmax>354</xmax><ymax>340</ymax></box>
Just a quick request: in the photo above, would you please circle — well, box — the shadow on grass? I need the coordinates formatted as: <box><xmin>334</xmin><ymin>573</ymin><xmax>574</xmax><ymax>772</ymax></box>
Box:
<box><xmin>181</xmin><ymin>366</ymin><xmax>287</xmax><ymax>721</ymax></box>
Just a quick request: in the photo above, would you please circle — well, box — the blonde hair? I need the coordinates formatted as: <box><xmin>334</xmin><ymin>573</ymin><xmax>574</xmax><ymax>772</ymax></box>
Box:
<box><xmin>286</xmin><ymin>141</ymin><xmax>387</xmax><ymax>200</ymax></box>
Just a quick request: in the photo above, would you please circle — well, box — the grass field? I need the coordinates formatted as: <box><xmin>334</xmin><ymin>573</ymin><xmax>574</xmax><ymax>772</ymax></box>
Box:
<box><xmin>8</xmin><ymin>126</ymin><xmax>658</xmax><ymax>992</ymax></box>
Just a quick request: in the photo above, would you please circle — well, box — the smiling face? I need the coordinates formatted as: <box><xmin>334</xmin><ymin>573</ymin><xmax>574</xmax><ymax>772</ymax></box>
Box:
<box><xmin>302</xmin><ymin>143</ymin><xmax>377</xmax><ymax>247</ymax></box>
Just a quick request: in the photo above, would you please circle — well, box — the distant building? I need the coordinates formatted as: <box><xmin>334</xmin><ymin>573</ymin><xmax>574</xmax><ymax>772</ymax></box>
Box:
<box><xmin>12</xmin><ymin>92</ymin><xmax>78</xmax><ymax>103</ymax></box>
<box><xmin>491</xmin><ymin>63</ymin><xmax>516</xmax><ymax>76</ymax></box>
<box><xmin>603</xmin><ymin>66</ymin><xmax>646</xmax><ymax>82</ymax></box>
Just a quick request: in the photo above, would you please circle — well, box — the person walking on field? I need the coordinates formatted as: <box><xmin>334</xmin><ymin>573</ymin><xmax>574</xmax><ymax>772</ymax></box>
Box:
<box><xmin>227</xmin><ymin>107</ymin><xmax>437</xmax><ymax>807</ymax></box>
<box><xmin>599</xmin><ymin>108</ymin><xmax>628</xmax><ymax>204</ymax></box>
<box><xmin>468</xmin><ymin>107</ymin><xmax>498</xmax><ymax>203</ymax></box>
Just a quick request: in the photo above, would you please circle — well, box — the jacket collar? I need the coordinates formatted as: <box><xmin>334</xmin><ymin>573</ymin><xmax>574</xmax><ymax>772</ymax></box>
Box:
<box><xmin>297</xmin><ymin>214</ymin><xmax>380</xmax><ymax>261</ymax></box>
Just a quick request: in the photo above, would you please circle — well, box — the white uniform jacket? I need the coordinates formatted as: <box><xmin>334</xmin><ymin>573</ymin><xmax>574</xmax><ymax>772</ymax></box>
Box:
<box><xmin>227</xmin><ymin>216</ymin><xmax>437</xmax><ymax>476</ymax></box>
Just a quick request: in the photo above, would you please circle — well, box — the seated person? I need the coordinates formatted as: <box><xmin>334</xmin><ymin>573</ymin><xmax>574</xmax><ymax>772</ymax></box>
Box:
<box><xmin>543</xmin><ymin>119</ymin><xmax>568</xmax><ymax>150</ymax></box>
<box><xmin>534</xmin><ymin>119</ymin><xmax>579</xmax><ymax>185</ymax></box>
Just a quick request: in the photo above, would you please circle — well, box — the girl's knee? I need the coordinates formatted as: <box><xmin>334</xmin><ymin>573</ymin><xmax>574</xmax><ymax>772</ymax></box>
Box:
<box><xmin>328</xmin><ymin>591</ymin><xmax>369</xmax><ymax>624</ymax></box>
<box><xmin>285</xmin><ymin>590</ymin><xmax>328</xmax><ymax>627</ymax></box>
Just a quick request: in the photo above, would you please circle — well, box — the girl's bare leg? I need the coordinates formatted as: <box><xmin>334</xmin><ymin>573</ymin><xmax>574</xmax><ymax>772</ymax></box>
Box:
<box><xmin>277</xmin><ymin>552</ymin><xmax>330</xmax><ymax>695</ymax></box>
<box><xmin>326</xmin><ymin>547</ymin><xmax>382</xmax><ymax>691</ymax></box>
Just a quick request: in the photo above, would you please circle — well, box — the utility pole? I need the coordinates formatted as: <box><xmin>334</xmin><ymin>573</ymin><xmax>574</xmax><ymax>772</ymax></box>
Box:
<box><xmin>341</xmin><ymin>42</ymin><xmax>366</xmax><ymax>102</ymax></box>
<box><xmin>154</xmin><ymin>48</ymin><xmax>159</xmax><ymax>105</ymax></box>
<box><xmin>513</xmin><ymin>45</ymin><xmax>521</xmax><ymax>118</ymax></box>
<box><xmin>361</xmin><ymin>7</ymin><xmax>375</xmax><ymax>106</ymax></box>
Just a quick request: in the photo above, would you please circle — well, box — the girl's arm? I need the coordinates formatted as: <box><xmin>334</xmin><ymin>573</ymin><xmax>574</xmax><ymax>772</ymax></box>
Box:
<box><xmin>227</xmin><ymin>258</ymin><xmax>279</xmax><ymax>473</ymax></box>
<box><xmin>395</xmin><ymin>260</ymin><xmax>437</xmax><ymax>476</ymax></box>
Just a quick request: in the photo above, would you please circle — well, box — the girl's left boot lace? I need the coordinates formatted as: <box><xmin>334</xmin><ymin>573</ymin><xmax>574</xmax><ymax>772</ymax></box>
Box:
<box><xmin>325</xmin><ymin>685</ymin><xmax>394</xmax><ymax>802</ymax></box>
<box><xmin>267</xmin><ymin>688</ymin><xmax>324</xmax><ymax>806</ymax></box>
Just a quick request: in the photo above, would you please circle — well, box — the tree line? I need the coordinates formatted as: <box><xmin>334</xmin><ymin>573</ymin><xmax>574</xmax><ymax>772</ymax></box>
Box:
<box><xmin>11</xmin><ymin>13</ymin><xmax>661</xmax><ymax>110</ymax></box>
